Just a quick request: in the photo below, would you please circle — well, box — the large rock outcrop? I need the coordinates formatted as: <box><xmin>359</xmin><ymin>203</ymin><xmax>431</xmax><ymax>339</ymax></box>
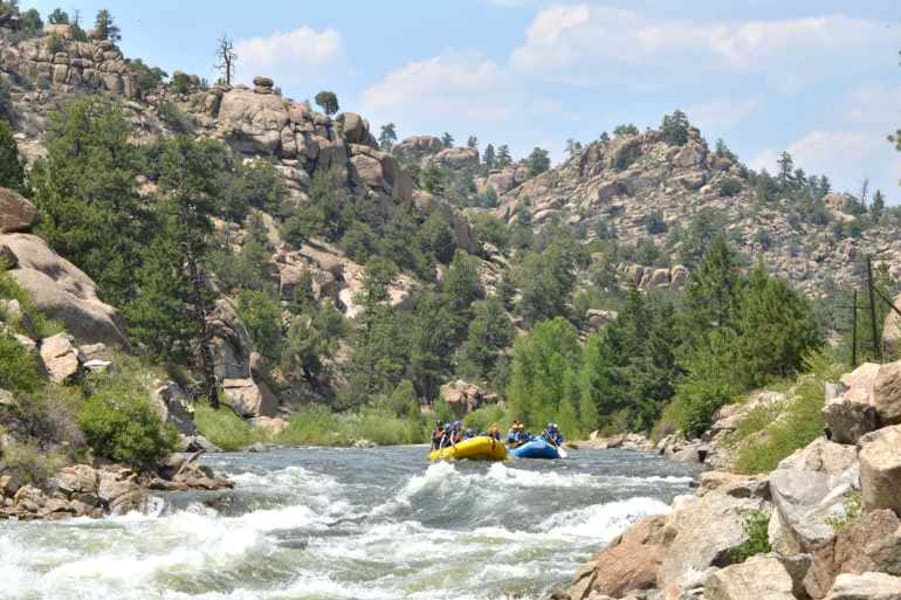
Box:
<box><xmin>768</xmin><ymin>439</ymin><xmax>859</xmax><ymax>555</ymax></box>
<box><xmin>0</xmin><ymin>36</ymin><xmax>136</xmax><ymax>98</ymax></box>
<box><xmin>859</xmin><ymin>425</ymin><xmax>901</xmax><ymax>515</ymax></box>
<box><xmin>0</xmin><ymin>188</ymin><xmax>35</xmax><ymax>234</ymax></box>
<box><xmin>704</xmin><ymin>555</ymin><xmax>795</xmax><ymax>600</ymax></box>
<box><xmin>0</xmin><ymin>233</ymin><xmax>128</xmax><ymax>346</ymax></box>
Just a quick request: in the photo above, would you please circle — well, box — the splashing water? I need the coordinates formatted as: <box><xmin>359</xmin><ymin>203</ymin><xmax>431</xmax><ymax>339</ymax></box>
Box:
<box><xmin>0</xmin><ymin>446</ymin><xmax>697</xmax><ymax>599</ymax></box>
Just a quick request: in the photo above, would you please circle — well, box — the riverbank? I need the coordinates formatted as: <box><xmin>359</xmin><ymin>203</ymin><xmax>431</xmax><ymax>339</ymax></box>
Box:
<box><xmin>0</xmin><ymin>452</ymin><xmax>232</xmax><ymax>520</ymax></box>
<box><xmin>557</xmin><ymin>361</ymin><xmax>901</xmax><ymax>599</ymax></box>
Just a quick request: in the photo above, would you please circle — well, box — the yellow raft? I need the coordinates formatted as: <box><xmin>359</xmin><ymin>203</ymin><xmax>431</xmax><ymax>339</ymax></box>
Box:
<box><xmin>428</xmin><ymin>436</ymin><xmax>507</xmax><ymax>462</ymax></box>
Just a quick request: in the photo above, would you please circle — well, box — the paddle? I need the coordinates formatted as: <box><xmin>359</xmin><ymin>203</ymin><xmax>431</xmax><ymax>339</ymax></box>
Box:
<box><xmin>545</xmin><ymin>434</ymin><xmax>568</xmax><ymax>458</ymax></box>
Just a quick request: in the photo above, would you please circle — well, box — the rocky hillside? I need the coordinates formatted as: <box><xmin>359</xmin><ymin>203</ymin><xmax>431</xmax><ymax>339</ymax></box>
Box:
<box><xmin>560</xmin><ymin>357</ymin><xmax>901</xmax><ymax>600</ymax></box>
<box><xmin>493</xmin><ymin>126</ymin><xmax>899</xmax><ymax>299</ymax></box>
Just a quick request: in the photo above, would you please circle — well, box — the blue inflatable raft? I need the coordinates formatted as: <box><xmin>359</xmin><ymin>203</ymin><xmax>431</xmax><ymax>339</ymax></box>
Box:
<box><xmin>510</xmin><ymin>437</ymin><xmax>562</xmax><ymax>459</ymax></box>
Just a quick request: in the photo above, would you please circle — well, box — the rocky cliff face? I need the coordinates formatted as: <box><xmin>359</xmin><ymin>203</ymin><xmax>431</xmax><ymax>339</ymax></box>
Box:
<box><xmin>496</xmin><ymin>129</ymin><xmax>895</xmax><ymax>298</ymax></box>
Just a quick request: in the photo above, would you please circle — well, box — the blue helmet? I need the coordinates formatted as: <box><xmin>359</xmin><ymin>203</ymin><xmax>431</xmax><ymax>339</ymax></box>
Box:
<box><xmin>465</xmin><ymin>428</ymin><xmax>474</xmax><ymax>435</ymax></box>
<box><xmin>453</xmin><ymin>420</ymin><xmax>462</xmax><ymax>428</ymax></box>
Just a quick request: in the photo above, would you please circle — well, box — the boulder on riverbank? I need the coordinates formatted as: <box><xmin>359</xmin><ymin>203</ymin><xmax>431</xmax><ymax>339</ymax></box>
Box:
<box><xmin>0</xmin><ymin>455</ymin><xmax>232</xmax><ymax>521</ymax></box>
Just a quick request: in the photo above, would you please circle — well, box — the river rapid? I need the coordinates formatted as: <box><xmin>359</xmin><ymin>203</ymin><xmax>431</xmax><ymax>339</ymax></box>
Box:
<box><xmin>0</xmin><ymin>445</ymin><xmax>698</xmax><ymax>600</ymax></box>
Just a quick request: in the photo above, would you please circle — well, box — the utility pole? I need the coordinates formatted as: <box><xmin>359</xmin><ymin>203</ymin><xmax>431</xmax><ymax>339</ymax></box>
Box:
<box><xmin>851</xmin><ymin>289</ymin><xmax>858</xmax><ymax>369</ymax></box>
<box><xmin>867</xmin><ymin>255</ymin><xmax>882</xmax><ymax>362</ymax></box>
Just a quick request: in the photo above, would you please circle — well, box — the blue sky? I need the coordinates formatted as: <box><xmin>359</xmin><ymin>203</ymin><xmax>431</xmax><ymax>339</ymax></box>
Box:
<box><xmin>28</xmin><ymin>0</ymin><xmax>901</xmax><ymax>201</ymax></box>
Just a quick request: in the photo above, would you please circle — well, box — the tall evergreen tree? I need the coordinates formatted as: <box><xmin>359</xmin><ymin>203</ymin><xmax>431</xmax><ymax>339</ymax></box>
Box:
<box><xmin>482</xmin><ymin>144</ymin><xmax>496</xmax><ymax>171</ymax></box>
<box><xmin>30</xmin><ymin>97</ymin><xmax>147</xmax><ymax>306</ymax></box>
<box><xmin>0</xmin><ymin>120</ymin><xmax>26</xmax><ymax>193</ymax></box>
<box><xmin>378</xmin><ymin>123</ymin><xmax>397</xmax><ymax>151</ymax></box>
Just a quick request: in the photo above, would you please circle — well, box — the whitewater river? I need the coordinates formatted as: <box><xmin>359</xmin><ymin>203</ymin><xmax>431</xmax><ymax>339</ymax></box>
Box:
<box><xmin>0</xmin><ymin>445</ymin><xmax>697</xmax><ymax>600</ymax></box>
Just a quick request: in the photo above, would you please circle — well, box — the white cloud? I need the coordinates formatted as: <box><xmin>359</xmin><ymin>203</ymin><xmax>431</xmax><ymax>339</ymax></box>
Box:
<box><xmin>686</xmin><ymin>97</ymin><xmax>761</xmax><ymax>133</ymax></box>
<box><xmin>488</xmin><ymin>0</ymin><xmax>534</xmax><ymax>6</ymax></box>
<box><xmin>234</xmin><ymin>27</ymin><xmax>342</xmax><ymax>85</ymax></box>
<box><xmin>361</xmin><ymin>54</ymin><xmax>516</xmax><ymax>124</ymax></box>
<box><xmin>752</xmin><ymin>130</ymin><xmax>898</xmax><ymax>199</ymax></box>
<box><xmin>511</xmin><ymin>6</ymin><xmax>892</xmax><ymax>88</ymax></box>
<box><xmin>752</xmin><ymin>83</ymin><xmax>901</xmax><ymax>199</ymax></box>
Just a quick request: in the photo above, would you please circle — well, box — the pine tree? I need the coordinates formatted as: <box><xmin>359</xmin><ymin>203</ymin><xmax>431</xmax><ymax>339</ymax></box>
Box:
<box><xmin>660</xmin><ymin>110</ymin><xmax>690</xmax><ymax>145</ymax></box>
<box><xmin>314</xmin><ymin>90</ymin><xmax>339</xmax><ymax>116</ymax></box>
<box><xmin>496</xmin><ymin>144</ymin><xmax>512</xmax><ymax>167</ymax></box>
<box><xmin>93</xmin><ymin>9</ymin><xmax>120</xmax><ymax>43</ymax></box>
<box><xmin>30</xmin><ymin>97</ymin><xmax>147</xmax><ymax>306</ymax></box>
<box><xmin>378</xmin><ymin>123</ymin><xmax>397</xmax><ymax>151</ymax></box>
<box><xmin>777</xmin><ymin>151</ymin><xmax>794</xmax><ymax>187</ymax></box>
<box><xmin>526</xmin><ymin>147</ymin><xmax>550</xmax><ymax>177</ymax></box>
<box><xmin>466</xmin><ymin>135</ymin><xmax>478</xmax><ymax>149</ymax></box>
<box><xmin>0</xmin><ymin>120</ymin><xmax>26</xmax><ymax>193</ymax></box>
<box><xmin>482</xmin><ymin>143</ymin><xmax>496</xmax><ymax>171</ymax></box>
<box><xmin>441</xmin><ymin>132</ymin><xmax>454</xmax><ymax>148</ymax></box>
<box><xmin>872</xmin><ymin>189</ymin><xmax>886</xmax><ymax>221</ymax></box>
<box><xmin>154</xmin><ymin>136</ymin><xmax>226</xmax><ymax>407</ymax></box>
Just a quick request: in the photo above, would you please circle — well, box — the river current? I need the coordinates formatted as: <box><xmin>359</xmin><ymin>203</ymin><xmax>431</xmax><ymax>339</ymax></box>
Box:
<box><xmin>0</xmin><ymin>445</ymin><xmax>697</xmax><ymax>599</ymax></box>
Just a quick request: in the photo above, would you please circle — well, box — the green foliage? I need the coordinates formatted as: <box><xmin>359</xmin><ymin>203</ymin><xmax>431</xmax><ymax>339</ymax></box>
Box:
<box><xmin>730</xmin><ymin>510</ymin><xmax>772</xmax><ymax>563</ymax></box>
<box><xmin>0</xmin><ymin>78</ymin><xmax>13</xmax><ymax>122</ymax></box>
<box><xmin>417</xmin><ymin>213</ymin><xmax>456</xmax><ymax>264</ymax></box>
<box><xmin>734</xmin><ymin>351</ymin><xmax>842</xmax><ymax>473</ymax></box>
<box><xmin>717</xmin><ymin>176</ymin><xmax>743</xmax><ymax>197</ymax></box>
<box><xmin>31</xmin><ymin>96</ymin><xmax>148</xmax><ymax>308</ymax></box>
<box><xmin>644</xmin><ymin>211</ymin><xmax>667</xmax><ymax>234</ymax></box>
<box><xmin>516</xmin><ymin>239</ymin><xmax>581</xmax><ymax>324</ymax></box>
<box><xmin>170</xmin><ymin>71</ymin><xmax>195</xmax><ymax>94</ymax></box>
<box><xmin>129</xmin><ymin>59</ymin><xmax>167</xmax><ymax>97</ymax></box>
<box><xmin>276</xmin><ymin>406</ymin><xmax>427</xmax><ymax>446</ymax></box>
<box><xmin>581</xmin><ymin>291</ymin><xmax>680</xmax><ymax>433</ymax></box>
<box><xmin>458</xmin><ymin>297</ymin><xmax>515</xmax><ymax>383</ymax></box>
<box><xmin>79</xmin><ymin>390</ymin><xmax>178</xmax><ymax>469</ymax></box>
<box><xmin>827</xmin><ymin>492</ymin><xmax>863</xmax><ymax>530</ymax></box>
<box><xmin>507</xmin><ymin>318</ymin><xmax>589</xmax><ymax>436</ymax></box>
<box><xmin>237</xmin><ymin>289</ymin><xmax>283</xmax><ymax>363</ymax></box>
<box><xmin>1</xmin><ymin>440</ymin><xmax>65</xmax><ymax>485</ymax></box>
<box><xmin>613</xmin><ymin>124</ymin><xmax>639</xmax><ymax>136</ymax></box>
<box><xmin>464</xmin><ymin>403</ymin><xmax>508</xmax><ymax>435</ymax></box>
<box><xmin>157</xmin><ymin>100</ymin><xmax>192</xmax><ymax>133</ymax></box>
<box><xmin>660</xmin><ymin>109</ymin><xmax>691</xmax><ymax>145</ymax></box>
<box><xmin>470</xmin><ymin>213</ymin><xmax>509</xmax><ymax>249</ymax></box>
<box><xmin>0</xmin><ymin>333</ymin><xmax>42</xmax><ymax>393</ymax></box>
<box><xmin>526</xmin><ymin>147</ymin><xmax>550</xmax><ymax>177</ymax></box>
<box><xmin>19</xmin><ymin>8</ymin><xmax>42</xmax><ymax>35</ymax></box>
<box><xmin>0</xmin><ymin>265</ymin><xmax>63</xmax><ymax>339</ymax></box>
<box><xmin>92</xmin><ymin>9</ymin><xmax>120</xmax><ymax>43</ymax></box>
<box><xmin>610</xmin><ymin>138</ymin><xmax>641</xmax><ymax>170</ymax></box>
<box><xmin>314</xmin><ymin>90</ymin><xmax>339</xmax><ymax>115</ymax></box>
<box><xmin>47</xmin><ymin>8</ymin><xmax>69</xmax><ymax>24</ymax></box>
<box><xmin>194</xmin><ymin>404</ymin><xmax>269</xmax><ymax>451</ymax></box>
<box><xmin>378</xmin><ymin>122</ymin><xmax>396</xmax><ymax>151</ymax></box>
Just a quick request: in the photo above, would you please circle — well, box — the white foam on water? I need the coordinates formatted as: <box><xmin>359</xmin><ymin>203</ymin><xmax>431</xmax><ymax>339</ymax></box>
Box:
<box><xmin>538</xmin><ymin>496</ymin><xmax>672</xmax><ymax>539</ymax></box>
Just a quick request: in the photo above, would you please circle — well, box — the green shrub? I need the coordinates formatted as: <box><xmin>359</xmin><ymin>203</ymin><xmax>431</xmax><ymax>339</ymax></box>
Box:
<box><xmin>733</xmin><ymin>351</ymin><xmax>843</xmax><ymax>474</ymax></box>
<box><xmin>276</xmin><ymin>406</ymin><xmax>428</xmax><ymax>447</ymax></box>
<box><xmin>79</xmin><ymin>390</ymin><xmax>178</xmax><ymax>469</ymax></box>
<box><xmin>0</xmin><ymin>266</ymin><xmax>64</xmax><ymax>339</ymax></box>
<box><xmin>1</xmin><ymin>385</ymin><xmax>84</xmax><ymax>448</ymax></box>
<box><xmin>718</xmin><ymin>176</ymin><xmax>743</xmax><ymax>197</ymax></box>
<box><xmin>0</xmin><ymin>334</ymin><xmax>42</xmax><ymax>393</ymax></box>
<box><xmin>464</xmin><ymin>404</ymin><xmax>508</xmax><ymax>435</ymax></box>
<box><xmin>827</xmin><ymin>492</ymin><xmax>863</xmax><ymax>530</ymax></box>
<box><xmin>651</xmin><ymin>397</ymin><xmax>685</xmax><ymax>441</ymax></box>
<box><xmin>730</xmin><ymin>509</ymin><xmax>772</xmax><ymax>562</ymax></box>
<box><xmin>193</xmin><ymin>404</ymin><xmax>269</xmax><ymax>451</ymax></box>
<box><xmin>1</xmin><ymin>439</ymin><xmax>65</xmax><ymax>485</ymax></box>
<box><xmin>157</xmin><ymin>100</ymin><xmax>193</xmax><ymax>134</ymax></box>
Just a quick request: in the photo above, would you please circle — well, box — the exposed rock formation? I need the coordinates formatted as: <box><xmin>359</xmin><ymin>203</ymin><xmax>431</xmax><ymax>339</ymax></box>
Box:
<box><xmin>0</xmin><ymin>233</ymin><xmax>128</xmax><ymax>346</ymax></box>
<box><xmin>0</xmin><ymin>187</ymin><xmax>35</xmax><ymax>233</ymax></box>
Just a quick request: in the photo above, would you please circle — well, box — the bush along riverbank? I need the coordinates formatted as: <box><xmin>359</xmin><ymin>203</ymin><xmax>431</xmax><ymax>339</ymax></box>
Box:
<box><xmin>556</xmin><ymin>355</ymin><xmax>901</xmax><ymax>600</ymax></box>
